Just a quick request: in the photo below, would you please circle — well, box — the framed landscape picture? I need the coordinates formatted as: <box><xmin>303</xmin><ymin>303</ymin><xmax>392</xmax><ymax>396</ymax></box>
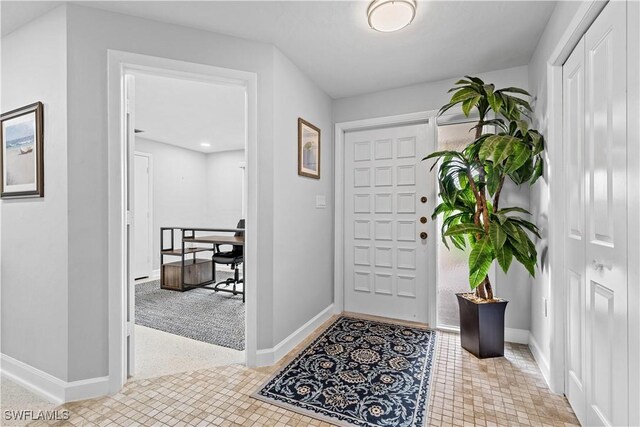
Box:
<box><xmin>298</xmin><ymin>118</ymin><xmax>320</xmax><ymax>179</ymax></box>
<box><xmin>1</xmin><ymin>102</ymin><xmax>44</xmax><ymax>198</ymax></box>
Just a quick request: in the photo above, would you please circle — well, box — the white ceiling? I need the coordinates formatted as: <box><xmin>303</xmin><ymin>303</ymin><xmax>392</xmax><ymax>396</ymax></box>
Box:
<box><xmin>1</xmin><ymin>1</ymin><xmax>556</xmax><ymax>98</ymax></box>
<box><xmin>133</xmin><ymin>73</ymin><xmax>245</xmax><ymax>153</ymax></box>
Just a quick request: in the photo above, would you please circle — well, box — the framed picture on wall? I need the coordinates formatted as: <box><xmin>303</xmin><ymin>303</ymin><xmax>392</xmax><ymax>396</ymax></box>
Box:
<box><xmin>1</xmin><ymin>102</ymin><xmax>44</xmax><ymax>198</ymax></box>
<box><xmin>298</xmin><ymin>118</ymin><xmax>321</xmax><ymax>179</ymax></box>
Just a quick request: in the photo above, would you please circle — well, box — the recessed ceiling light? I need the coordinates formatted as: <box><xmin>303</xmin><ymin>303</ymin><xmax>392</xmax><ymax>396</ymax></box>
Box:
<box><xmin>367</xmin><ymin>0</ymin><xmax>417</xmax><ymax>33</ymax></box>
<box><xmin>200</xmin><ymin>142</ymin><xmax>211</xmax><ymax>147</ymax></box>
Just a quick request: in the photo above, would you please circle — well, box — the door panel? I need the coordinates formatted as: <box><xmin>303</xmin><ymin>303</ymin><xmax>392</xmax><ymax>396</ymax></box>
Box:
<box><xmin>344</xmin><ymin>123</ymin><xmax>434</xmax><ymax>323</ymax></box>
<box><xmin>563</xmin><ymin>37</ymin><xmax>587</xmax><ymax>425</ymax></box>
<box><xmin>134</xmin><ymin>154</ymin><xmax>151</xmax><ymax>279</ymax></box>
<box><xmin>125</xmin><ymin>74</ymin><xmax>136</xmax><ymax>378</ymax></box>
<box><xmin>584</xmin><ymin>3</ymin><xmax>627</xmax><ymax>426</ymax></box>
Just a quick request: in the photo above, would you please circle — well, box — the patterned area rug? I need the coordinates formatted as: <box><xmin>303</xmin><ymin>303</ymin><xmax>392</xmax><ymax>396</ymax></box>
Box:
<box><xmin>135</xmin><ymin>276</ymin><xmax>245</xmax><ymax>350</ymax></box>
<box><xmin>253</xmin><ymin>316</ymin><xmax>437</xmax><ymax>427</ymax></box>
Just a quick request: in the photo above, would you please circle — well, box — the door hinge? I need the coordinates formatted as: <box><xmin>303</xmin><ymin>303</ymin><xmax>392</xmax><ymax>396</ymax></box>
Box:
<box><xmin>126</xmin><ymin>210</ymin><xmax>133</xmax><ymax>225</ymax></box>
<box><xmin>126</xmin><ymin>321</ymin><xmax>133</xmax><ymax>336</ymax></box>
<box><xmin>125</xmin><ymin>99</ymin><xmax>131</xmax><ymax>115</ymax></box>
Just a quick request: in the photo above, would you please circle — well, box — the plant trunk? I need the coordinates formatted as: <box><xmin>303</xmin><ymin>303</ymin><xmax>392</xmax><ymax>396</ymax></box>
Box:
<box><xmin>475</xmin><ymin>277</ymin><xmax>494</xmax><ymax>300</ymax></box>
<box><xmin>472</xmin><ymin>117</ymin><xmax>494</xmax><ymax>301</ymax></box>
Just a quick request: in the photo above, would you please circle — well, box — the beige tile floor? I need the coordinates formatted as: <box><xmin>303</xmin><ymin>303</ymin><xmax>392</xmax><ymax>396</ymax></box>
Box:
<box><xmin>20</xmin><ymin>316</ymin><xmax>577</xmax><ymax>426</ymax></box>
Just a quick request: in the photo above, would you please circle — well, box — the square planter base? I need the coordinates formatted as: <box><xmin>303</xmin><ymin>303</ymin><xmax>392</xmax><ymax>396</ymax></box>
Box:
<box><xmin>456</xmin><ymin>293</ymin><xmax>508</xmax><ymax>359</ymax></box>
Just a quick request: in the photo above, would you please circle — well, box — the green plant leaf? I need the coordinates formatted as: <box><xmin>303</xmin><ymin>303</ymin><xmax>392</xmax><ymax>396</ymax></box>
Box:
<box><xmin>530</xmin><ymin>156</ymin><xmax>543</xmax><ymax>184</ymax></box>
<box><xmin>487</xmin><ymin>93</ymin><xmax>504</xmax><ymax>115</ymax></box>
<box><xmin>462</xmin><ymin>95</ymin><xmax>481</xmax><ymax>116</ymax></box>
<box><xmin>512</xmin><ymin>246</ymin><xmax>536</xmax><ymax>277</ymax></box>
<box><xmin>496</xmin><ymin>243</ymin><xmax>513</xmax><ymax>273</ymax></box>
<box><xmin>499</xmin><ymin>87</ymin><xmax>532</xmax><ymax>96</ymax></box>
<box><xmin>444</xmin><ymin>223</ymin><xmax>485</xmax><ymax>236</ymax></box>
<box><xmin>468</xmin><ymin>237</ymin><xmax>494</xmax><ymax>288</ymax></box>
<box><xmin>503</xmin><ymin>142</ymin><xmax>531</xmax><ymax>174</ymax></box>
<box><xmin>450</xmin><ymin>87</ymin><xmax>480</xmax><ymax>104</ymax></box>
<box><xmin>489</xmin><ymin>222</ymin><xmax>507</xmax><ymax>250</ymax></box>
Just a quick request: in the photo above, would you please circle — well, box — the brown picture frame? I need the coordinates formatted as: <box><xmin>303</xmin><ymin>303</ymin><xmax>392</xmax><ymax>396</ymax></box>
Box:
<box><xmin>1</xmin><ymin>102</ymin><xmax>44</xmax><ymax>198</ymax></box>
<box><xmin>297</xmin><ymin>118</ymin><xmax>321</xmax><ymax>179</ymax></box>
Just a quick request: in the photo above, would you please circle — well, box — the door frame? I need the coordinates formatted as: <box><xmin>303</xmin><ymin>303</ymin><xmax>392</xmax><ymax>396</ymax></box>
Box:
<box><xmin>334</xmin><ymin>111</ymin><xmax>438</xmax><ymax>327</ymax></box>
<box><xmin>107</xmin><ymin>50</ymin><xmax>259</xmax><ymax>394</ymax></box>
<box><xmin>133</xmin><ymin>151</ymin><xmax>153</xmax><ymax>279</ymax></box>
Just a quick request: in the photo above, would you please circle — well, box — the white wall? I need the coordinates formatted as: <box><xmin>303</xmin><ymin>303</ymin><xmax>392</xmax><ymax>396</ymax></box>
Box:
<box><xmin>135</xmin><ymin>138</ymin><xmax>208</xmax><ymax>272</ymax></box>
<box><xmin>205</xmin><ymin>149</ymin><xmax>245</xmax><ymax>229</ymax></box>
<box><xmin>272</xmin><ymin>50</ymin><xmax>334</xmax><ymax>344</ymax></box>
<box><xmin>1</xmin><ymin>6</ymin><xmax>69</xmax><ymax>381</ymax></box>
<box><xmin>134</xmin><ymin>139</ymin><xmax>245</xmax><ymax>272</ymax></box>
<box><xmin>333</xmin><ymin>65</ymin><xmax>533</xmax><ymax>333</ymax></box>
<box><xmin>527</xmin><ymin>0</ymin><xmax>584</xmax><ymax>379</ymax></box>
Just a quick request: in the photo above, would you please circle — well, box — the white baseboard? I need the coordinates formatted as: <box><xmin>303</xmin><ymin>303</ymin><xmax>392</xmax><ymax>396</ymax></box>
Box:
<box><xmin>505</xmin><ymin>328</ymin><xmax>530</xmax><ymax>345</ymax></box>
<box><xmin>1</xmin><ymin>354</ymin><xmax>109</xmax><ymax>404</ymax></box>
<box><xmin>256</xmin><ymin>304</ymin><xmax>334</xmax><ymax>367</ymax></box>
<box><xmin>528</xmin><ymin>333</ymin><xmax>551</xmax><ymax>387</ymax></box>
<box><xmin>436</xmin><ymin>325</ymin><xmax>530</xmax><ymax>345</ymax></box>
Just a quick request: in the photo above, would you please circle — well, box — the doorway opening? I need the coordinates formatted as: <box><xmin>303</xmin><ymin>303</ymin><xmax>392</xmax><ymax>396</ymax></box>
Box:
<box><xmin>127</xmin><ymin>70</ymin><xmax>248</xmax><ymax>380</ymax></box>
<box><xmin>108</xmin><ymin>51</ymin><xmax>259</xmax><ymax>393</ymax></box>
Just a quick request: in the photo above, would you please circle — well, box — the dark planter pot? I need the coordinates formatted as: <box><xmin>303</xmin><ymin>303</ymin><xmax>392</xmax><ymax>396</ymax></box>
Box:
<box><xmin>456</xmin><ymin>293</ymin><xmax>508</xmax><ymax>359</ymax></box>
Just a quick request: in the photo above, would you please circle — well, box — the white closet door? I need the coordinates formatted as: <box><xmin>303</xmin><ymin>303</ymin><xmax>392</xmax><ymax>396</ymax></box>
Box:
<box><xmin>344</xmin><ymin>123</ymin><xmax>434</xmax><ymax>323</ymax></box>
<box><xmin>563</xmin><ymin>37</ymin><xmax>587</xmax><ymax>426</ymax></box>
<box><xmin>584</xmin><ymin>2</ymin><xmax>628</xmax><ymax>426</ymax></box>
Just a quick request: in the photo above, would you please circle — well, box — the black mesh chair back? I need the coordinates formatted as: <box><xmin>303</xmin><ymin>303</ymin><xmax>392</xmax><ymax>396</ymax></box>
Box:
<box><xmin>233</xmin><ymin>219</ymin><xmax>245</xmax><ymax>256</ymax></box>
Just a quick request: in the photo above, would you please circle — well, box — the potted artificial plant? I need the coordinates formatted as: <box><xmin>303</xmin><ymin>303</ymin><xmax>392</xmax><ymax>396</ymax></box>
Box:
<box><xmin>426</xmin><ymin>76</ymin><xmax>544</xmax><ymax>358</ymax></box>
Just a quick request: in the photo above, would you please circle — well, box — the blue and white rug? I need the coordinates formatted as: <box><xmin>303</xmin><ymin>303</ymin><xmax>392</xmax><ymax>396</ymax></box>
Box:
<box><xmin>253</xmin><ymin>316</ymin><xmax>437</xmax><ymax>427</ymax></box>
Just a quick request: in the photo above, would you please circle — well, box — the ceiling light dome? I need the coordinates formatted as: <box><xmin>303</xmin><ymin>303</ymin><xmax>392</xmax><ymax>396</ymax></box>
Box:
<box><xmin>367</xmin><ymin>0</ymin><xmax>417</xmax><ymax>33</ymax></box>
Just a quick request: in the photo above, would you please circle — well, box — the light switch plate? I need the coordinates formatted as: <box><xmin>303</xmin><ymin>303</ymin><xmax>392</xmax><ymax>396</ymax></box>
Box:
<box><xmin>316</xmin><ymin>195</ymin><xmax>326</xmax><ymax>209</ymax></box>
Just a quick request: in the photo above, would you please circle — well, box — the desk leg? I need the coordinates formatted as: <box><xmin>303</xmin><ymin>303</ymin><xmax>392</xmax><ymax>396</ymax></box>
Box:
<box><xmin>212</xmin><ymin>249</ymin><xmax>216</xmax><ymax>282</ymax></box>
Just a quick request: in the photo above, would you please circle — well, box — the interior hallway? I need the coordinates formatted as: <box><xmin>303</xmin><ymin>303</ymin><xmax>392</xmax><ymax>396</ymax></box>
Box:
<box><xmin>21</xmin><ymin>317</ymin><xmax>577</xmax><ymax>427</ymax></box>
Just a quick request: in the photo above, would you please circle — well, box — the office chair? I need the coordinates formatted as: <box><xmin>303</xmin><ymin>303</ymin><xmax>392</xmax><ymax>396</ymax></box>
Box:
<box><xmin>212</xmin><ymin>219</ymin><xmax>245</xmax><ymax>302</ymax></box>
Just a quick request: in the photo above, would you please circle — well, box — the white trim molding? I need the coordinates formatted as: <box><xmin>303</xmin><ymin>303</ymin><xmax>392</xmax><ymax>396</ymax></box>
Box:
<box><xmin>0</xmin><ymin>354</ymin><xmax>109</xmax><ymax>404</ymax></box>
<box><xmin>256</xmin><ymin>304</ymin><xmax>334</xmax><ymax>367</ymax></box>
<box><xmin>528</xmin><ymin>333</ymin><xmax>551</xmax><ymax>386</ymax></box>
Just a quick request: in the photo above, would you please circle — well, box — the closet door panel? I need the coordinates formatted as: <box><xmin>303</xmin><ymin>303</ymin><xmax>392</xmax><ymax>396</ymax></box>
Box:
<box><xmin>562</xmin><ymin>36</ymin><xmax>587</xmax><ymax>426</ymax></box>
<box><xmin>584</xmin><ymin>2</ymin><xmax>628</xmax><ymax>426</ymax></box>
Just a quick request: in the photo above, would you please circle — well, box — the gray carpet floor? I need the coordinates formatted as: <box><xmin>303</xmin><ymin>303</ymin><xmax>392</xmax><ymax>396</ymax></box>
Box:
<box><xmin>135</xmin><ymin>274</ymin><xmax>245</xmax><ymax>350</ymax></box>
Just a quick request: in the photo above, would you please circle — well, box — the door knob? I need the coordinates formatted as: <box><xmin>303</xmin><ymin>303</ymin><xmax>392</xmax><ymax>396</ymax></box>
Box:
<box><xmin>420</xmin><ymin>217</ymin><xmax>427</xmax><ymax>224</ymax></box>
<box><xmin>420</xmin><ymin>196</ymin><xmax>428</xmax><ymax>203</ymax></box>
<box><xmin>420</xmin><ymin>232</ymin><xmax>428</xmax><ymax>240</ymax></box>
<box><xmin>591</xmin><ymin>259</ymin><xmax>612</xmax><ymax>271</ymax></box>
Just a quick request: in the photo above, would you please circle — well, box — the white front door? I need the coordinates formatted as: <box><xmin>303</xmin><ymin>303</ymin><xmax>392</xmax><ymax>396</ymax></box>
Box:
<box><xmin>563</xmin><ymin>2</ymin><xmax>628</xmax><ymax>425</ymax></box>
<box><xmin>133</xmin><ymin>153</ymin><xmax>152</xmax><ymax>280</ymax></box>
<box><xmin>343</xmin><ymin>122</ymin><xmax>435</xmax><ymax>324</ymax></box>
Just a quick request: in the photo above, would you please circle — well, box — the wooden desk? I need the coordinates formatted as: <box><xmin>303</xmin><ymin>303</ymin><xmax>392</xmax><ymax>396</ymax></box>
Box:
<box><xmin>183</xmin><ymin>235</ymin><xmax>244</xmax><ymax>246</ymax></box>
<box><xmin>160</xmin><ymin>228</ymin><xmax>245</xmax><ymax>301</ymax></box>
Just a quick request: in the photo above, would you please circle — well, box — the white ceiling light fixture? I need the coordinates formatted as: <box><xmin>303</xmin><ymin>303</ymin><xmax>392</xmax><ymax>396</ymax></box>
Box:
<box><xmin>200</xmin><ymin>142</ymin><xmax>211</xmax><ymax>147</ymax></box>
<box><xmin>367</xmin><ymin>0</ymin><xmax>417</xmax><ymax>33</ymax></box>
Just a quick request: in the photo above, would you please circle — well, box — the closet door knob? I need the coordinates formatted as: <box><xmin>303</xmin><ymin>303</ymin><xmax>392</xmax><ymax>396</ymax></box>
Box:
<box><xmin>420</xmin><ymin>232</ymin><xmax>428</xmax><ymax>240</ymax></box>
